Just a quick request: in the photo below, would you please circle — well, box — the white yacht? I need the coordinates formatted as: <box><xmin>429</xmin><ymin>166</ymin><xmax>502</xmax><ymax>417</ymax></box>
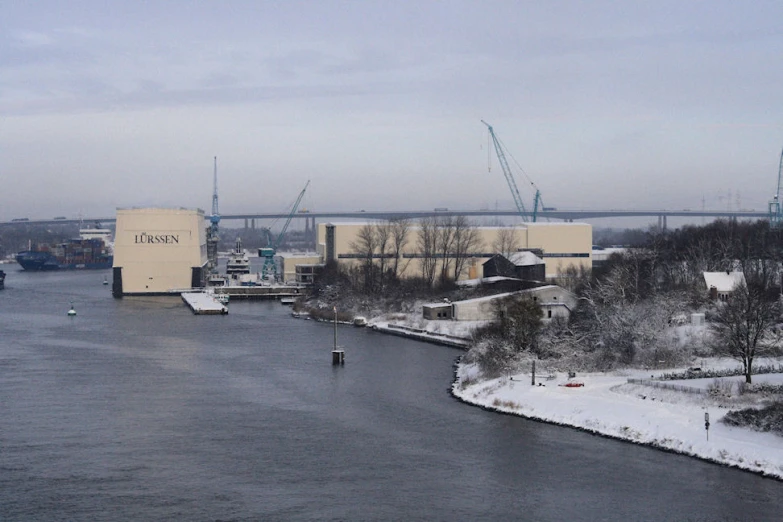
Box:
<box><xmin>225</xmin><ymin>237</ymin><xmax>250</xmax><ymax>277</ymax></box>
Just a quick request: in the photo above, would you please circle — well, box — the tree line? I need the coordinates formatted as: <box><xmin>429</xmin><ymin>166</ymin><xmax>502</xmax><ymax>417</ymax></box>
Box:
<box><xmin>472</xmin><ymin>219</ymin><xmax>783</xmax><ymax>384</ymax></box>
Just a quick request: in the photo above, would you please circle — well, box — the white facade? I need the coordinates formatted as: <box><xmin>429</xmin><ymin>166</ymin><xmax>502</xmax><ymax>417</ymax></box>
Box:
<box><xmin>112</xmin><ymin>208</ymin><xmax>207</xmax><ymax>295</ymax></box>
<box><xmin>703</xmin><ymin>271</ymin><xmax>746</xmax><ymax>301</ymax></box>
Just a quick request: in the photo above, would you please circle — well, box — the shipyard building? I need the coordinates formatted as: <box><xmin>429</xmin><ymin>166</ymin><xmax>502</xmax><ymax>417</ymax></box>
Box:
<box><xmin>316</xmin><ymin>221</ymin><xmax>591</xmax><ymax>281</ymax></box>
<box><xmin>112</xmin><ymin>208</ymin><xmax>208</xmax><ymax>296</ymax></box>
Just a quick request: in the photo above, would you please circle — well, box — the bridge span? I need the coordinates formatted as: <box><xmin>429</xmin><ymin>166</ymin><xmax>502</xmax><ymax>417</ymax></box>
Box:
<box><xmin>0</xmin><ymin>208</ymin><xmax>769</xmax><ymax>228</ymax></box>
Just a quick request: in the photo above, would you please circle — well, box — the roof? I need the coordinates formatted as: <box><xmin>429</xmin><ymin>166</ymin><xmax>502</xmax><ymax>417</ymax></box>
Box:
<box><xmin>703</xmin><ymin>271</ymin><xmax>746</xmax><ymax>292</ymax></box>
<box><xmin>423</xmin><ymin>302</ymin><xmax>453</xmax><ymax>309</ymax></box>
<box><xmin>507</xmin><ymin>251</ymin><xmax>544</xmax><ymax>266</ymax></box>
<box><xmin>455</xmin><ymin>276</ymin><xmax>520</xmax><ymax>287</ymax></box>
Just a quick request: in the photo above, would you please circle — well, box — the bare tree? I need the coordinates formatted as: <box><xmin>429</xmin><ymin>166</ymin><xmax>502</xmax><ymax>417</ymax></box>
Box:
<box><xmin>390</xmin><ymin>218</ymin><xmax>411</xmax><ymax>279</ymax></box>
<box><xmin>350</xmin><ymin>223</ymin><xmax>378</xmax><ymax>293</ymax></box>
<box><xmin>375</xmin><ymin>222</ymin><xmax>391</xmax><ymax>291</ymax></box>
<box><xmin>710</xmin><ymin>281</ymin><xmax>780</xmax><ymax>384</ymax></box>
<box><xmin>452</xmin><ymin>216</ymin><xmax>483</xmax><ymax>281</ymax></box>
<box><xmin>492</xmin><ymin>227</ymin><xmax>520</xmax><ymax>258</ymax></box>
<box><xmin>417</xmin><ymin>217</ymin><xmax>438</xmax><ymax>286</ymax></box>
<box><xmin>436</xmin><ymin>216</ymin><xmax>456</xmax><ymax>284</ymax></box>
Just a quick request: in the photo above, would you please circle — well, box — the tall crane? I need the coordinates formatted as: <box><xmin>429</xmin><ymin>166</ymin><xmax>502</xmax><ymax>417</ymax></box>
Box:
<box><xmin>482</xmin><ymin>120</ymin><xmax>542</xmax><ymax>222</ymax></box>
<box><xmin>206</xmin><ymin>156</ymin><xmax>220</xmax><ymax>270</ymax></box>
<box><xmin>769</xmin><ymin>147</ymin><xmax>783</xmax><ymax>228</ymax></box>
<box><xmin>259</xmin><ymin>180</ymin><xmax>310</xmax><ymax>280</ymax></box>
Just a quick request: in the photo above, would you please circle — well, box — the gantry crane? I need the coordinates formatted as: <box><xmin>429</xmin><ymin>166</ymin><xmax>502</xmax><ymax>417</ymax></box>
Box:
<box><xmin>259</xmin><ymin>180</ymin><xmax>310</xmax><ymax>280</ymax></box>
<box><xmin>769</xmin><ymin>147</ymin><xmax>783</xmax><ymax>228</ymax></box>
<box><xmin>482</xmin><ymin>120</ymin><xmax>543</xmax><ymax>222</ymax></box>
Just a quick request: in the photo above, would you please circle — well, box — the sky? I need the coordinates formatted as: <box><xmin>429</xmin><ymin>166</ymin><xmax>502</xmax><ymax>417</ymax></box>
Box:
<box><xmin>3</xmin><ymin>1</ymin><xmax>783</xmax><ymax>222</ymax></box>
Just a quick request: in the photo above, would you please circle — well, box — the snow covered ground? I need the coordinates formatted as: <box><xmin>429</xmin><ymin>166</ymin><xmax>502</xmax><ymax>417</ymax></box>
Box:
<box><xmin>364</xmin><ymin>313</ymin><xmax>783</xmax><ymax>480</ymax></box>
<box><xmin>453</xmin><ymin>361</ymin><xmax>783</xmax><ymax>480</ymax></box>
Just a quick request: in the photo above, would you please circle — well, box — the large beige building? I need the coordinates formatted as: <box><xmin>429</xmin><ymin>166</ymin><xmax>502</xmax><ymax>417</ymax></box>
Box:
<box><xmin>112</xmin><ymin>208</ymin><xmax>208</xmax><ymax>296</ymax></box>
<box><xmin>316</xmin><ymin>221</ymin><xmax>591</xmax><ymax>281</ymax></box>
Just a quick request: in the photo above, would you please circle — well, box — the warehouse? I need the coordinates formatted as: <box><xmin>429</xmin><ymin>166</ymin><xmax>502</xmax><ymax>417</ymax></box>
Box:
<box><xmin>316</xmin><ymin>221</ymin><xmax>591</xmax><ymax>282</ymax></box>
<box><xmin>112</xmin><ymin>207</ymin><xmax>208</xmax><ymax>296</ymax></box>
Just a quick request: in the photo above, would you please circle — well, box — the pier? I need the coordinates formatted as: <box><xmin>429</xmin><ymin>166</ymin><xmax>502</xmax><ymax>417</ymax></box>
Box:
<box><xmin>181</xmin><ymin>292</ymin><xmax>228</xmax><ymax>315</ymax></box>
<box><xmin>213</xmin><ymin>284</ymin><xmax>306</xmax><ymax>300</ymax></box>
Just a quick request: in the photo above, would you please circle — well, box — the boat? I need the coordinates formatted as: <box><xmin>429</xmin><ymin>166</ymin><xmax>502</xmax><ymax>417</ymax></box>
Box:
<box><xmin>280</xmin><ymin>296</ymin><xmax>296</xmax><ymax>305</ymax></box>
<box><xmin>225</xmin><ymin>237</ymin><xmax>250</xmax><ymax>279</ymax></box>
<box><xmin>16</xmin><ymin>236</ymin><xmax>113</xmax><ymax>271</ymax></box>
<box><xmin>0</xmin><ymin>269</ymin><xmax>5</xmax><ymax>289</ymax></box>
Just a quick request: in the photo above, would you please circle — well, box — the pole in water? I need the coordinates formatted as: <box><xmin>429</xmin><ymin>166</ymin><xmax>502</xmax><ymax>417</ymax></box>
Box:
<box><xmin>332</xmin><ymin>306</ymin><xmax>344</xmax><ymax>365</ymax></box>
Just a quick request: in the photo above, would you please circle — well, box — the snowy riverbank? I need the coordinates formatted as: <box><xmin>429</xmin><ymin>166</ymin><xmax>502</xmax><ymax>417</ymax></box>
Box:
<box><xmin>298</xmin><ymin>308</ymin><xmax>783</xmax><ymax>479</ymax></box>
<box><xmin>452</xmin><ymin>360</ymin><xmax>783</xmax><ymax>480</ymax></box>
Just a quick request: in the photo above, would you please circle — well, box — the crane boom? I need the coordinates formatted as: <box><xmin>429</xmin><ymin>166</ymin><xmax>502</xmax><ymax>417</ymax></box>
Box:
<box><xmin>482</xmin><ymin>120</ymin><xmax>529</xmax><ymax>220</ymax></box>
<box><xmin>768</xmin><ymin>147</ymin><xmax>783</xmax><ymax>228</ymax></box>
<box><xmin>260</xmin><ymin>180</ymin><xmax>310</xmax><ymax>280</ymax></box>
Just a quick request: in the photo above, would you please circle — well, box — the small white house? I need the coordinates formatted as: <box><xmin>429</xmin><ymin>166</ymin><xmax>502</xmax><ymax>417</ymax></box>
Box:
<box><xmin>447</xmin><ymin>285</ymin><xmax>577</xmax><ymax>322</ymax></box>
<box><xmin>703</xmin><ymin>271</ymin><xmax>745</xmax><ymax>302</ymax></box>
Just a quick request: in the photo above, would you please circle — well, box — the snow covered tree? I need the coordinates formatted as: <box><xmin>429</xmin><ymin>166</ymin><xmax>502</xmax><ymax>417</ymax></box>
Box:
<box><xmin>710</xmin><ymin>280</ymin><xmax>780</xmax><ymax>384</ymax></box>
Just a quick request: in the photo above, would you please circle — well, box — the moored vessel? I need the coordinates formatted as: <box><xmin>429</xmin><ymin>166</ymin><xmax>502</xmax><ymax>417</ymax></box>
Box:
<box><xmin>16</xmin><ymin>231</ymin><xmax>113</xmax><ymax>271</ymax></box>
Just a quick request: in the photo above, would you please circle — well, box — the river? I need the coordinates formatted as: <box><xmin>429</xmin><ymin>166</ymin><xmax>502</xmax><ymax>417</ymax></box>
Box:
<box><xmin>0</xmin><ymin>268</ymin><xmax>780</xmax><ymax>521</ymax></box>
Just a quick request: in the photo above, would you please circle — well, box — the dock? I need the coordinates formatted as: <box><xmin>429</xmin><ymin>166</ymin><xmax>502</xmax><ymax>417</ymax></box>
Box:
<box><xmin>213</xmin><ymin>284</ymin><xmax>306</xmax><ymax>300</ymax></box>
<box><xmin>181</xmin><ymin>292</ymin><xmax>228</xmax><ymax>315</ymax></box>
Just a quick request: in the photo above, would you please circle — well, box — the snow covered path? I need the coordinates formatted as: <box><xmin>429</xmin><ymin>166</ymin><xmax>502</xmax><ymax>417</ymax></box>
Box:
<box><xmin>453</xmin><ymin>364</ymin><xmax>783</xmax><ymax>480</ymax></box>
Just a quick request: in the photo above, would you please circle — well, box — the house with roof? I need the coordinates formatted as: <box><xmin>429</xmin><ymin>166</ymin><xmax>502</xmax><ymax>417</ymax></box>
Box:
<box><xmin>423</xmin><ymin>285</ymin><xmax>577</xmax><ymax>322</ymax></box>
<box><xmin>703</xmin><ymin>271</ymin><xmax>746</xmax><ymax>302</ymax></box>
<box><xmin>482</xmin><ymin>250</ymin><xmax>546</xmax><ymax>282</ymax></box>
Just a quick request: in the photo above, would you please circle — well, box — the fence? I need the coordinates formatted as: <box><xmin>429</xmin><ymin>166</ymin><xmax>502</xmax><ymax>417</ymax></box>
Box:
<box><xmin>626</xmin><ymin>378</ymin><xmax>704</xmax><ymax>394</ymax></box>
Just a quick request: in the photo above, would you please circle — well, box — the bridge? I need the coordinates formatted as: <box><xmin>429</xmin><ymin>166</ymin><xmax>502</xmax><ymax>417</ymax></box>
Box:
<box><xmin>0</xmin><ymin>208</ymin><xmax>769</xmax><ymax>228</ymax></box>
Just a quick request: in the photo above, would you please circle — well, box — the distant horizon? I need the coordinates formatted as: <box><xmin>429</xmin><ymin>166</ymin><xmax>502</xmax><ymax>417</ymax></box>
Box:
<box><xmin>4</xmin><ymin>1</ymin><xmax>782</xmax><ymax>222</ymax></box>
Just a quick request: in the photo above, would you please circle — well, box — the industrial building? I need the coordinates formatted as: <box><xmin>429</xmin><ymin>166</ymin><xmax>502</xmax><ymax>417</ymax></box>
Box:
<box><xmin>424</xmin><ymin>285</ymin><xmax>577</xmax><ymax>322</ymax></box>
<box><xmin>482</xmin><ymin>251</ymin><xmax>546</xmax><ymax>281</ymax></box>
<box><xmin>316</xmin><ymin>221</ymin><xmax>591</xmax><ymax>282</ymax></box>
<box><xmin>112</xmin><ymin>207</ymin><xmax>208</xmax><ymax>296</ymax></box>
<box><xmin>277</xmin><ymin>252</ymin><xmax>323</xmax><ymax>283</ymax></box>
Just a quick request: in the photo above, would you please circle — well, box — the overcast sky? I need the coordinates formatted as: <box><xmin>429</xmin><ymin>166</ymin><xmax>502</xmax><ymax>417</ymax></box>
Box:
<box><xmin>2</xmin><ymin>1</ymin><xmax>783</xmax><ymax>221</ymax></box>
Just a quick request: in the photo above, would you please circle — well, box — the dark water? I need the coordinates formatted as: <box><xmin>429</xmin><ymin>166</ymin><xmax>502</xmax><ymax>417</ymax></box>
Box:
<box><xmin>1</xmin><ymin>268</ymin><xmax>781</xmax><ymax>521</ymax></box>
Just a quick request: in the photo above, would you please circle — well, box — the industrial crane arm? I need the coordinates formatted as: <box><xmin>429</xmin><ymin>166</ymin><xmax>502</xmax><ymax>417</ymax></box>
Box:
<box><xmin>482</xmin><ymin>120</ymin><xmax>529</xmax><ymax>220</ymax></box>
<box><xmin>274</xmin><ymin>180</ymin><xmax>310</xmax><ymax>249</ymax></box>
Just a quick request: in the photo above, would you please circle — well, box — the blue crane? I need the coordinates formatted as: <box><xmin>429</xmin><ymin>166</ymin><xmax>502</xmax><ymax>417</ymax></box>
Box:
<box><xmin>259</xmin><ymin>180</ymin><xmax>310</xmax><ymax>280</ymax></box>
<box><xmin>482</xmin><ymin>120</ymin><xmax>542</xmax><ymax>222</ymax></box>
<box><xmin>206</xmin><ymin>156</ymin><xmax>221</xmax><ymax>271</ymax></box>
<box><xmin>210</xmin><ymin>156</ymin><xmax>220</xmax><ymax>234</ymax></box>
<box><xmin>768</xmin><ymin>147</ymin><xmax>783</xmax><ymax>228</ymax></box>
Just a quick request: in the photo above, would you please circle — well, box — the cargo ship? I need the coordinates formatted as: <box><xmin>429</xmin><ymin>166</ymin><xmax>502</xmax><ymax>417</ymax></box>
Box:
<box><xmin>16</xmin><ymin>231</ymin><xmax>113</xmax><ymax>271</ymax></box>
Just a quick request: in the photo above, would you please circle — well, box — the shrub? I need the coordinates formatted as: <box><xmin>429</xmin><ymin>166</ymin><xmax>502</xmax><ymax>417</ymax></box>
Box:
<box><xmin>723</xmin><ymin>402</ymin><xmax>783</xmax><ymax>435</ymax></box>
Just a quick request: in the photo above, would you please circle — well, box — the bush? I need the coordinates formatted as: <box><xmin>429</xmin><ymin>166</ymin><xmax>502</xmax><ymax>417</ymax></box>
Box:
<box><xmin>464</xmin><ymin>338</ymin><xmax>517</xmax><ymax>379</ymax></box>
<box><xmin>723</xmin><ymin>402</ymin><xmax>783</xmax><ymax>435</ymax></box>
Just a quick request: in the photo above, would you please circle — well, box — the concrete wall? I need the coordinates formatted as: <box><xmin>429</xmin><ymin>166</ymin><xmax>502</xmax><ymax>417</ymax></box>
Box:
<box><xmin>113</xmin><ymin>207</ymin><xmax>207</xmax><ymax>295</ymax></box>
<box><xmin>317</xmin><ymin>222</ymin><xmax>591</xmax><ymax>281</ymax></box>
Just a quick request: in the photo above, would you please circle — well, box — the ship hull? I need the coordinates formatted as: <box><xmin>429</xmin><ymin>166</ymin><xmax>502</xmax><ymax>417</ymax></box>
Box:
<box><xmin>16</xmin><ymin>252</ymin><xmax>113</xmax><ymax>271</ymax></box>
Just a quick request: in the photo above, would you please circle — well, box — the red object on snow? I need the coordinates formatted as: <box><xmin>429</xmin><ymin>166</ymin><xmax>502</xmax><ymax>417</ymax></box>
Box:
<box><xmin>562</xmin><ymin>382</ymin><xmax>584</xmax><ymax>388</ymax></box>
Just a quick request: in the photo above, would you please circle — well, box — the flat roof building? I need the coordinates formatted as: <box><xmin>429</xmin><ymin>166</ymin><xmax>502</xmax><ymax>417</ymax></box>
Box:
<box><xmin>316</xmin><ymin>221</ymin><xmax>591</xmax><ymax>282</ymax></box>
<box><xmin>112</xmin><ymin>207</ymin><xmax>208</xmax><ymax>296</ymax></box>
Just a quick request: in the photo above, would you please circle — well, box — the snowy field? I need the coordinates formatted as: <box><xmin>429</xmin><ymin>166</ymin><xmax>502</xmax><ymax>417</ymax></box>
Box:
<box><xmin>453</xmin><ymin>361</ymin><xmax>783</xmax><ymax>480</ymax></box>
